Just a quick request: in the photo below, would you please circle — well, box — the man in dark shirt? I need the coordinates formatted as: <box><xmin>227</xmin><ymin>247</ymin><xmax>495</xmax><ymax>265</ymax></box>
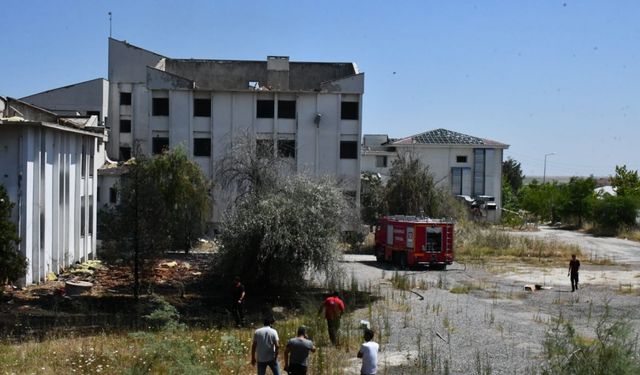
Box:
<box><xmin>284</xmin><ymin>326</ymin><xmax>316</xmax><ymax>375</ymax></box>
<box><xmin>568</xmin><ymin>254</ymin><xmax>580</xmax><ymax>292</ymax></box>
<box><xmin>231</xmin><ymin>276</ymin><xmax>246</xmax><ymax>326</ymax></box>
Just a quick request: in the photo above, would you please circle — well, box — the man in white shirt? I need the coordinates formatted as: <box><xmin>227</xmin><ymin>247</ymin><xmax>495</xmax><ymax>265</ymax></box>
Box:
<box><xmin>251</xmin><ymin>316</ymin><xmax>281</xmax><ymax>375</ymax></box>
<box><xmin>357</xmin><ymin>328</ymin><xmax>379</xmax><ymax>375</ymax></box>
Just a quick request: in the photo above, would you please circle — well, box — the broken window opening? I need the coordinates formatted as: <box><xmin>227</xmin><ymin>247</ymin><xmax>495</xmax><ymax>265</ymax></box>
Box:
<box><xmin>193</xmin><ymin>98</ymin><xmax>211</xmax><ymax>117</ymax></box>
<box><xmin>278</xmin><ymin>100</ymin><xmax>296</xmax><ymax>119</ymax></box>
<box><xmin>120</xmin><ymin>92</ymin><xmax>132</xmax><ymax>105</ymax></box>
<box><xmin>256</xmin><ymin>100</ymin><xmax>275</xmax><ymax>118</ymax></box>
<box><xmin>120</xmin><ymin>119</ymin><xmax>131</xmax><ymax>133</ymax></box>
<box><xmin>193</xmin><ymin>138</ymin><xmax>212</xmax><ymax>157</ymax></box>
<box><xmin>277</xmin><ymin>139</ymin><xmax>296</xmax><ymax>158</ymax></box>
<box><xmin>152</xmin><ymin>98</ymin><xmax>169</xmax><ymax>116</ymax></box>
<box><xmin>152</xmin><ymin>137</ymin><xmax>169</xmax><ymax>154</ymax></box>
<box><xmin>340</xmin><ymin>141</ymin><xmax>358</xmax><ymax>159</ymax></box>
<box><xmin>341</xmin><ymin>101</ymin><xmax>359</xmax><ymax>120</ymax></box>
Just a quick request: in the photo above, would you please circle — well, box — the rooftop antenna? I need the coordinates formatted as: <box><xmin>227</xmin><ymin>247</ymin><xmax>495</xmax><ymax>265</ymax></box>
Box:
<box><xmin>108</xmin><ymin>12</ymin><xmax>112</xmax><ymax>38</ymax></box>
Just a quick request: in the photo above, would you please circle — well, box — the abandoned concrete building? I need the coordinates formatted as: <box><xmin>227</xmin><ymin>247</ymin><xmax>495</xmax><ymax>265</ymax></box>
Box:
<box><xmin>0</xmin><ymin>97</ymin><xmax>106</xmax><ymax>284</ymax></box>
<box><xmin>107</xmin><ymin>38</ymin><xmax>364</xmax><ymax>221</ymax></box>
<box><xmin>361</xmin><ymin>129</ymin><xmax>509</xmax><ymax>221</ymax></box>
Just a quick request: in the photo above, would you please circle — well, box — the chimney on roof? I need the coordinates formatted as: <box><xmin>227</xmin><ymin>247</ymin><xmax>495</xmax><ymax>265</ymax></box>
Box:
<box><xmin>267</xmin><ymin>56</ymin><xmax>289</xmax><ymax>90</ymax></box>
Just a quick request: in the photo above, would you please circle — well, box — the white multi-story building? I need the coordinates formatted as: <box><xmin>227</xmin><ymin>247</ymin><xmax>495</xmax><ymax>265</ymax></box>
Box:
<box><xmin>362</xmin><ymin>129</ymin><xmax>509</xmax><ymax>221</ymax></box>
<box><xmin>0</xmin><ymin>97</ymin><xmax>106</xmax><ymax>285</ymax></box>
<box><xmin>107</xmin><ymin>38</ymin><xmax>364</xmax><ymax>221</ymax></box>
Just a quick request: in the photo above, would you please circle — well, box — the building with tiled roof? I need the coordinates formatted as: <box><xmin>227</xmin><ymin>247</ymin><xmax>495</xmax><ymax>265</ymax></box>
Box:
<box><xmin>362</xmin><ymin>129</ymin><xmax>509</xmax><ymax>221</ymax></box>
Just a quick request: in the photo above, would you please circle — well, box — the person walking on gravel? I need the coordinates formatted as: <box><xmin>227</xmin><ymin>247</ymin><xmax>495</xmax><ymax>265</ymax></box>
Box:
<box><xmin>318</xmin><ymin>291</ymin><xmax>345</xmax><ymax>346</ymax></box>
<box><xmin>568</xmin><ymin>254</ymin><xmax>580</xmax><ymax>292</ymax></box>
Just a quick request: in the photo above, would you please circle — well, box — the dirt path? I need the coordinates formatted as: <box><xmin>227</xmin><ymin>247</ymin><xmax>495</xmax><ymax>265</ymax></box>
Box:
<box><xmin>339</xmin><ymin>249</ymin><xmax>640</xmax><ymax>374</ymax></box>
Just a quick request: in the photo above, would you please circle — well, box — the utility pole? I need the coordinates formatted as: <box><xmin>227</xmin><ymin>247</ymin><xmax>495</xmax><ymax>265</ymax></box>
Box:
<box><xmin>543</xmin><ymin>152</ymin><xmax>556</xmax><ymax>184</ymax></box>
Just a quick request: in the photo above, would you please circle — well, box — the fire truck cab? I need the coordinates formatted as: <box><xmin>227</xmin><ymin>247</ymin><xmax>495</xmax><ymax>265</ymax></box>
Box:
<box><xmin>375</xmin><ymin>216</ymin><xmax>454</xmax><ymax>269</ymax></box>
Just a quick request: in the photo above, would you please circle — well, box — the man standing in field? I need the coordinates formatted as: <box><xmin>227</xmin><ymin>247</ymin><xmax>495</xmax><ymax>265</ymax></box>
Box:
<box><xmin>251</xmin><ymin>316</ymin><xmax>281</xmax><ymax>375</ymax></box>
<box><xmin>284</xmin><ymin>326</ymin><xmax>316</xmax><ymax>375</ymax></box>
<box><xmin>231</xmin><ymin>276</ymin><xmax>246</xmax><ymax>326</ymax></box>
<box><xmin>357</xmin><ymin>328</ymin><xmax>379</xmax><ymax>375</ymax></box>
<box><xmin>568</xmin><ymin>254</ymin><xmax>580</xmax><ymax>292</ymax></box>
<box><xmin>318</xmin><ymin>291</ymin><xmax>345</xmax><ymax>346</ymax></box>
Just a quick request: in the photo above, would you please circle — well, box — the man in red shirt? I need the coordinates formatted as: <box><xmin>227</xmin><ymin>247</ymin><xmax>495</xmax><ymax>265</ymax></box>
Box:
<box><xmin>318</xmin><ymin>291</ymin><xmax>345</xmax><ymax>346</ymax></box>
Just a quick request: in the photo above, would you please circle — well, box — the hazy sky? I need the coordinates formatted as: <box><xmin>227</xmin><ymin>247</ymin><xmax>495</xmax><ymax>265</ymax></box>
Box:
<box><xmin>2</xmin><ymin>1</ymin><xmax>638</xmax><ymax>177</ymax></box>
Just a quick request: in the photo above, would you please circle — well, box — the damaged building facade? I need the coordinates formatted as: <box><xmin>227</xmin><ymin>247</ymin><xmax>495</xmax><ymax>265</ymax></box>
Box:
<box><xmin>0</xmin><ymin>97</ymin><xmax>106</xmax><ymax>284</ymax></box>
<box><xmin>107</xmin><ymin>38</ymin><xmax>365</xmax><ymax>221</ymax></box>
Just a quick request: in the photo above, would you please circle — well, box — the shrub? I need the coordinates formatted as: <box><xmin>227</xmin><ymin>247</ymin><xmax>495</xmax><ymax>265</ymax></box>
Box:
<box><xmin>0</xmin><ymin>185</ymin><xmax>27</xmax><ymax>286</ymax></box>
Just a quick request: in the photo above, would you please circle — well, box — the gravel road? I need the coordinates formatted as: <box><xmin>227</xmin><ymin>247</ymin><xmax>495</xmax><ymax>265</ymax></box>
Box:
<box><xmin>337</xmin><ymin>230</ymin><xmax>640</xmax><ymax>374</ymax></box>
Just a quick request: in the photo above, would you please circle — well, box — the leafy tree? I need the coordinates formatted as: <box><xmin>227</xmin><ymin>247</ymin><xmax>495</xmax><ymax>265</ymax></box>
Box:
<box><xmin>218</xmin><ymin>176</ymin><xmax>347</xmax><ymax>290</ymax></box>
<box><xmin>0</xmin><ymin>185</ymin><xmax>27</xmax><ymax>286</ymax></box>
<box><xmin>100</xmin><ymin>147</ymin><xmax>211</xmax><ymax>299</ymax></box>
<box><xmin>557</xmin><ymin>176</ymin><xmax>596</xmax><ymax>227</ymax></box>
<box><xmin>216</xmin><ymin>134</ymin><xmax>350</xmax><ymax>290</ymax></box>
<box><xmin>592</xmin><ymin>195</ymin><xmax>639</xmax><ymax>234</ymax></box>
<box><xmin>502</xmin><ymin>157</ymin><xmax>525</xmax><ymax>193</ymax></box>
<box><xmin>611</xmin><ymin>165</ymin><xmax>640</xmax><ymax>198</ymax></box>
<box><xmin>385</xmin><ymin>155</ymin><xmax>440</xmax><ymax>216</ymax></box>
<box><xmin>360</xmin><ymin>172</ymin><xmax>386</xmax><ymax>226</ymax></box>
<box><xmin>519</xmin><ymin>180</ymin><xmax>563</xmax><ymax>223</ymax></box>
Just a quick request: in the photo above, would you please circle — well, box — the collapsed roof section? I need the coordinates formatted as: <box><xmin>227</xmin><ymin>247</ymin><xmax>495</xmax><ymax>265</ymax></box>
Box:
<box><xmin>109</xmin><ymin>38</ymin><xmax>363</xmax><ymax>93</ymax></box>
<box><xmin>0</xmin><ymin>96</ymin><xmax>105</xmax><ymax>137</ymax></box>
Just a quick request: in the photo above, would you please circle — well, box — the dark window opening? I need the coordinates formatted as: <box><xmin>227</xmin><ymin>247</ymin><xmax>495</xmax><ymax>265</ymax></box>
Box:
<box><xmin>256</xmin><ymin>139</ymin><xmax>273</xmax><ymax>158</ymax></box>
<box><xmin>456</xmin><ymin>155</ymin><xmax>467</xmax><ymax>163</ymax></box>
<box><xmin>81</xmin><ymin>143</ymin><xmax>86</xmax><ymax>178</ymax></box>
<box><xmin>120</xmin><ymin>147</ymin><xmax>131</xmax><ymax>161</ymax></box>
<box><xmin>341</xmin><ymin>101</ymin><xmax>359</xmax><ymax>120</ymax></box>
<box><xmin>81</xmin><ymin>198</ymin><xmax>86</xmax><ymax>237</ymax></box>
<box><xmin>256</xmin><ymin>100</ymin><xmax>274</xmax><ymax>118</ymax></box>
<box><xmin>152</xmin><ymin>137</ymin><xmax>169</xmax><ymax>154</ymax></box>
<box><xmin>375</xmin><ymin>155</ymin><xmax>388</xmax><ymax>168</ymax></box>
<box><xmin>152</xmin><ymin>97</ymin><xmax>169</xmax><ymax>116</ymax></box>
<box><xmin>88</xmin><ymin>197</ymin><xmax>94</xmax><ymax>235</ymax></box>
<box><xmin>193</xmin><ymin>138</ymin><xmax>211</xmax><ymax>157</ymax></box>
<box><xmin>277</xmin><ymin>139</ymin><xmax>296</xmax><ymax>158</ymax></box>
<box><xmin>194</xmin><ymin>98</ymin><xmax>211</xmax><ymax>117</ymax></box>
<box><xmin>87</xmin><ymin>110</ymin><xmax>100</xmax><ymax>118</ymax></box>
<box><xmin>97</xmin><ymin>187</ymin><xmax>101</xmax><ymax>203</ymax></box>
<box><xmin>120</xmin><ymin>119</ymin><xmax>131</xmax><ymax>133</ymax></box>
<box><xmin>120</xmin><ymin>92</ymin><xmax>132</xmax><ymax>105</ymax></box>
<box><xmin>340</xmin><ymin>141</ymin><xmax>358</xmax><ymax>159</ymax></box>
<box><xmin>109</xmin><ymin>187</ymin><xmax>117</xmax><ymax>204</ymax></box>
<box><xmin>278</xmin><ymin>100</ymin><xmax>296</xmax><ymax>119</ymax></box>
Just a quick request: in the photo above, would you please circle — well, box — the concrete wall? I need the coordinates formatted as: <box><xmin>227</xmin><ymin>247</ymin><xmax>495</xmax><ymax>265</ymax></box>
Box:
<box><xmin>21</xmin><ymin>78</ymin><xmax>109</xmax><ymax>126</ymax></box>
<box><xmin>0</xmin><ymin>124</ymin><xmax>100</xmax><ymax>285</ymax></box>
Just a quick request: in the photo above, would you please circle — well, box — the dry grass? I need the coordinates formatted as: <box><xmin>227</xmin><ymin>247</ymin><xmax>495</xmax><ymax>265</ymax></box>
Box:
<box><xmin>455</xmin><ymin>222</ymin><xmax>581</xmax><ymax>265</ymax></box>
<box><xmin>0</xmin><ymin>308</ymin><xmax>364</xmax><ymax>374</ymax></box>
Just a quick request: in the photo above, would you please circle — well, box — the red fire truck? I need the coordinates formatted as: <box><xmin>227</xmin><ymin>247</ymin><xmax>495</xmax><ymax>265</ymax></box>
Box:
<box><xmin>375</xmin><ymin>216</ymin><xmax>455</xmax><ymax>269</ymax></box>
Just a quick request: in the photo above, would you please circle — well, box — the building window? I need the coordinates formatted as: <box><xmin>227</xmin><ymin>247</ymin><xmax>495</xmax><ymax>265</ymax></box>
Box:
<box><xmin>120</xmin><ymin>119</ymin><xmax>131</xmax><ymax>133</ymax></box>
<box><xmin>97</xmin><ymin>187</ymin><xmax>101</xmax><ymax>203</ymax></box>
<box><xmin>120</xmin><ymin>146</ymin><xmax>131</xmax><ymax>160</ymax></box>
<box><xmin>152</xmin><ymin>98</ymin><xmax>169</xmax><ymax>116</ymax></box>
<box><xmin>278</xmin><ymin>100</ymin><xmax>296</xmax><ymax>119</ymax></box>
<box><xmin>277</xmin><ymin>139</ymin><xmax>296</xmax><ymax>158</ymax></box>
<box><xmin>194</xmin><ymin>98</ymin><xmax>211</xmax><ymax>117</ymax></box>
<box><xmin>152</xmin><ymin>137</ymin><xmax>169</xmax><ymax>154</ymax></box>
<box><xmin>340</xmin><ymin>141</ymin><xmax>358</xmax><ymax>159</ymax></box>
<box><xmin>256</xmin><ymin>100</ymin><xmax>274</xmax><ymax>118</ymax></box>
<box><xmin>375</xmin><ymin>155</ymin><xmax>388</xmax><ymax>168</ymax></box>
<box><xmin>81</xmin><ymin>143</ymin><xmax>86</xmax><ymax>178</ymax></box>
<box><xmin>456</xmin><ymin>155</ymin><xmax>467</xmax><ymax>163</ymax></box>
<box><xmin>109</xmin><ymin>187</ymin><xmax>117</xmax><ymax>204</ymax></box>
<box><xmin>256</xmin><ymin>139</ymin><xmax>273</xmax><ymax>158</ymax></box>
<box><xmin>81</xmin><ymin>197</ymin><xmax>86</xmax><ymax>237</ymax></box>
<box><xmin>341</xmin><ymin>101</ymin><xmax>359</xmax><ymax>120</ymax></box>
<box><xmin>120</xmin><ymin>92</ymin><xmax>132</xmax><ymax>105</ymax></box>
<box><xmin>193</xmin><ymin>138</ymin><xmax>211</xmax><ymax>157</ymax></box>
<box><xmin>88</xmin><ymin>196</ymin><xmax>94</xmax><ymax>235</ymax></box>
